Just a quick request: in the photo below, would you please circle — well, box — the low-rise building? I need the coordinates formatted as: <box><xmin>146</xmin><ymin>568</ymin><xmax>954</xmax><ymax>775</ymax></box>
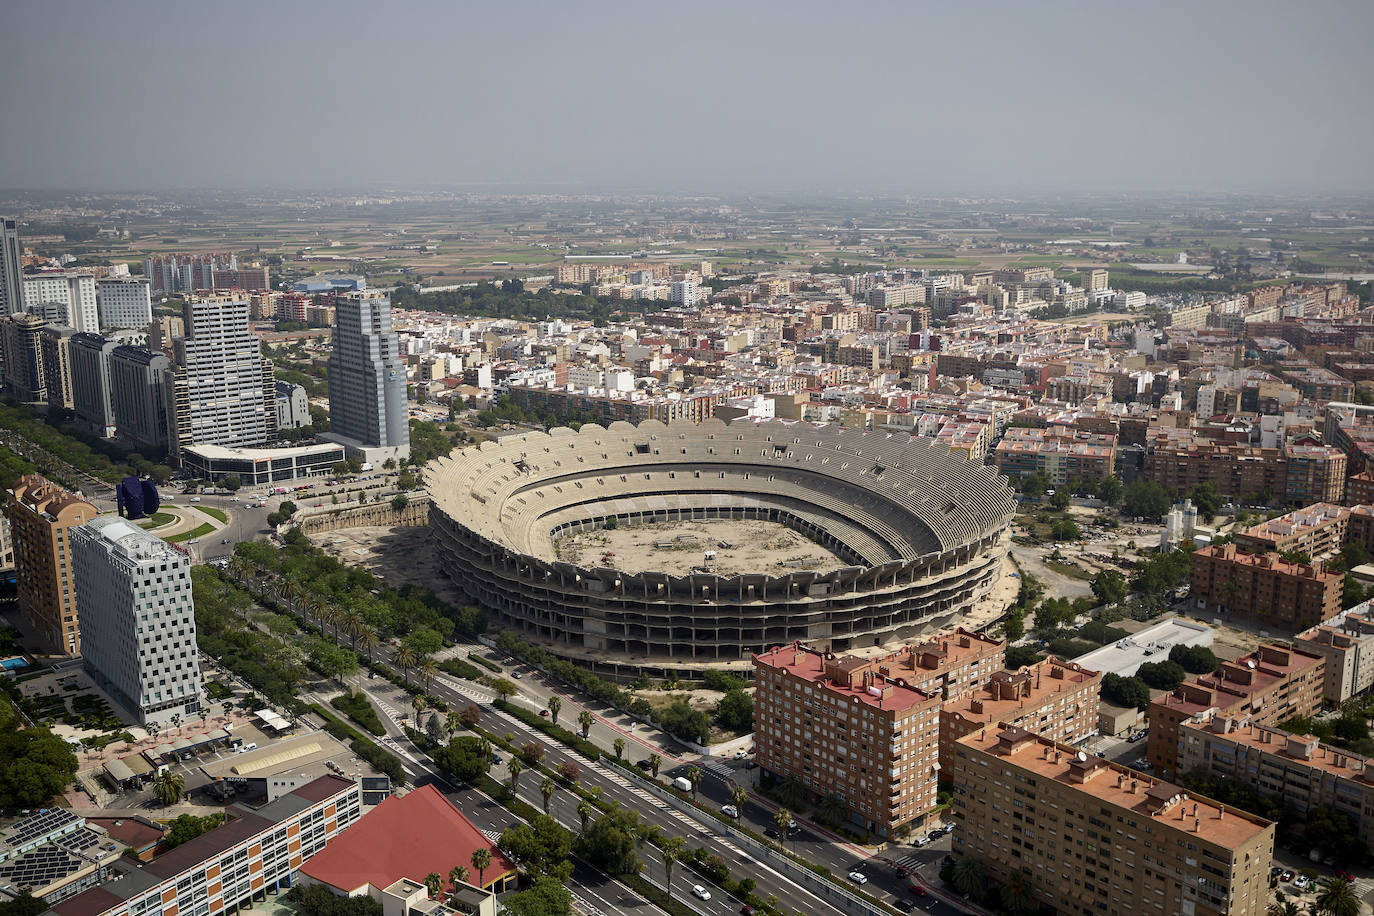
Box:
<box><xmin>0</xmin><ymin>808</ymin><xmax>124</xmax><ymax>904</ymax></box>
<box><xmin>1073</xmin><ymin>618</ymin><xmax>1213</xmax><ymax>678</ymax></box>
<box><xmin>1147</xmin><ymin>643</ymin><xmax>1325</xmax><ymax>777</ymax></box>
<box><xmin>298</xmin><ymin>784</ymin><xmax>516</xmax><ymax>894</ymax></box>
<box><xmin>949</xmin><ymin>726</ymin><xmax>1274</xmax><ymax>916</ymax></box>
<box><xmin>180</xmin><ymin>442</ymin><xmax>345</xmax><ymax>486</ymax></box>
<box><xmin>992</xmin><ymin>426</ymin><xmax>1117</xmax><ymax>483</ymax></box>
<box><xmin>47</xmin><ymin>775</ymin><xmax>361</xmax><ymax>916</ymax></box>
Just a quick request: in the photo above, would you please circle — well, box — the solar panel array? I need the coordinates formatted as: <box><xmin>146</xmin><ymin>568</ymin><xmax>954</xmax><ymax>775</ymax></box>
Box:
<box><xmin>0</xmin><ymin>827</ymin><xmax>106</xmax><ymax>890</ymax></box>
<box><xmin>7</xmin><ymin>808</ymin><xmax>81</xmax><ymax>847</ymax></box>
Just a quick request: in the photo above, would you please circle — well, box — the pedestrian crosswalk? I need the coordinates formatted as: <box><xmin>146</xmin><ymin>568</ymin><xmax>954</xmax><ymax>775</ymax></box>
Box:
<box><xmin>702</xmin><ymin>759</ymin><xmax>732</xmax><ymax>780</ymax></box>
<box><xmin>893</xmin><ymin>855</ymin><xmax>919</xmax><ymax>870</ymax></box>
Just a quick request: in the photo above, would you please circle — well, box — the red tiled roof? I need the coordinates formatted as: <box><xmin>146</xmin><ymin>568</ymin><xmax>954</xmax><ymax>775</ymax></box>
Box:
<box><xmin>300</xmin><ymin>785</ymin><xmax>515</xmax><ymax>892</ymax></box>
<box><xmin>85</xmin><ymin>817</ymin><xmax>164</xmax><ymax>851</ymax></box>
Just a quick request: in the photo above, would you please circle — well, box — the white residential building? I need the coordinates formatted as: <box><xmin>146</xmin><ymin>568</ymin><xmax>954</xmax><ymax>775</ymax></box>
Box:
<box><xmin>70</xmin><ymin>517</ymin><xmax>202</xmax><ymax>726</ymax></box>
<box><xmin>96</xmin><ymin>277</ymin><xmax>153</xmax><ymax>329</ymax></box>
<box><xmin>22</xmin><ymin>272</ymin><xmax>98</xmax><ymax>333</ymax></box>
<box><xmin>668</xmin><ymin>280</ymin><xmax>698</xmax><ymax>307</ymax></box>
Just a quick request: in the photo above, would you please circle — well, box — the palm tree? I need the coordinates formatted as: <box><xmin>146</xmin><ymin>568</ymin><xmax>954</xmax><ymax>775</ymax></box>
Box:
<box><xmin>613</xmin><ymin>737</ymin><xmax>625</xmax><ymax>760</ymax></box>
<box><xmin>1316</xmin><ymin>877</ymin><xmax>1360</xmax><ymax>916</ymax></box>
<box><xmin>280</xmin><ymin>579</ymin><xmax>303</xmax><ymax>614</ymax></box>
<box><xmin>447</xmin><ymin>709</ymin><xmax>462</xmax><ymax>736</ymax></box>
<box><xmin>1269</xmin><ymin>901</ymin><xmax>1301</xmax><ymax>916</ymax></box>
<box><xmin>950</xmin><ymin>857</ymin><xmax>986</xmax><ymax>898</ymax></box>
<box><xmin>577</xmin><ymin>799</ymin><xmax>594</xmax><ymax>832</ymax></box>
<box><xmin>578</xmin><ymin>710</ymin><xmax>594</xmax><ymax>739</ymax></box>
<box><xmin>300</xmin><ymin>594</ymin><xmax>324</xmax><ymax>628</ymax></box>
<box><xmin>341</xmin><ymin>608</ymin><xmax>365</xmax><ymax>649</ymax></box>
<box><xmin>1000</xmin><ymin>872</ymin><xmax>1035</xmax><ymax>914</ymax></box>
<box><xmin>228</xmin><ymin>555</ymin><xmax>249</xmax><ymax>584</ymax></box>
<box><xmin>547</xmin><ymin>695</ymin><xmax>562</xmax><ymax>725</ymax></box>
<box><xmin>661</xmin><ymin>835</ymin><xmax>685</xmax><ymax>889</ymax></box>
<box><xmin>357</xmin><ymin>627</ymin><xmax>380</xmax><ymax>665</ymax></box>
<box><xmin>320</xmin><ymin>604</ymin><xmax>342</xmax><ymax>643</ymax></box>
<box><xmin>395</xmin><ymin>645</ymin><xmax>417</xmax><ymax>686</ymax></box>
<box><xmin>507</xmin><ymin>757</ymin><xmax>522</xmax><ymax>791</ymax></box>
<box><xmin>648</xmin><ymin>753</ymin><xmax>662</xmax><ymax>777</ymax></box>
<box><xmin>424</xmin><ymin>873</ymin><xmax>442</xmax><ymax>898</ymax></box>
<box><xmin>470</xmin><ymin>848</ymin><xmax>492</xmax><ymax>888</ymax></box>
<box><xmin>818</xmin><ymin>792</ymin><xmax>846</xmax><ymax>828</ymax></box>
<box><xmin>447</xmin><ymin>865</ymin><xmax>469</xmax><ymax>894</ymax></box>
<box><xmin>540</xmin><ymin>777</ymin><xmax>557</xmax><ymax>816</ymax></box>
<box><xmin>419</xmin><ymin>657</ymin><xmax>438</xmax><ymax>694</ymax></box>
<box><xmin>153</xmin><ymin>769</ymin><xmax>184</xmax><ymax>806</ymax></box>
<box><xmin>412</xmin><ymin>694</ymin><xmax>428</xmax><ymax>725</ymax></box>
<box><xmin>686</xmin><ymin>766</ymin><xmax>702</xmax><ymax>801</ymax></box>
<box><xmin>730</xmin><ymin>786</ymin><xmax>747</xmax><ymax>818</ymax></box>
<box><xmin>773</xmin><ymin>808</ymin><xmax>792</xmax><ymax>848</ymax></box>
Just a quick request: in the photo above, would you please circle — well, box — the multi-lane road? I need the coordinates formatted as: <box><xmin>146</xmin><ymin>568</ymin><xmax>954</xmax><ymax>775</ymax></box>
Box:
<box><xmin>231</xmin><ymin>555</ymin><xmax>980</xmax><ymax>916</ymax></box>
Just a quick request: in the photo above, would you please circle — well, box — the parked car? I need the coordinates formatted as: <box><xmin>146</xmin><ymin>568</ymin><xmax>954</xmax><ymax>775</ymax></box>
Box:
<box><xmin>691</xmin><ymin>885</ymin><xmax>711</xmax><ymax>901</ymax></box>
<box><xmin>764</xmin><ymin>827</ymin><xmax>780</xmax><ymax>839</ymax></box>
<box><xmin>1294</xmin><ymin>876</ymin><xmax>1311</xmax><ymax>891</ymax></box>
<box><xmin>914</xmin><ymin>835</ymin><xmax>932</xmax><ymax>848</ymax></box>
<box><xmin>1280</xmin><ymin>870</ymin><xmax>1295</xmax><ymax>883</ymax></box>
<box><xmin>847</xmin><ymin>872</ymin><xmax>867</xmax><ymax>885</ymax></box>
<box><xmin>893</xmin><ymin>899</ymin><xmax>913</xmax><ymax>911</ymax></box>
<box><xmin>721</xmin><ymin>805</ymin><xmax>738</xmax><ymax>818</ymax></box>
<box><xmin>908</xmin><ymin>883</ymin><xmax>928</xmax><ymax>897</ymax></box>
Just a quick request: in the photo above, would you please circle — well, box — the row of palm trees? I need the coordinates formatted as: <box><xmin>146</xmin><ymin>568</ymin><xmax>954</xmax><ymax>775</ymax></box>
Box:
<box><xmin>421</xmin><ymin>846</ymin><xmax>493</xmax><ymax>901</ymax></box>
<box><xmin>226</xmin><ymin>556</ymin><xmax>440</xmax><ymax>691</ymax></box>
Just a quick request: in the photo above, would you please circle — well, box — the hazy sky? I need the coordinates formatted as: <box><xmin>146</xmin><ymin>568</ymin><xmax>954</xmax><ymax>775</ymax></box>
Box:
<box><xmin>3</xmin><ymin>0</ymin><xmax>1372</xmax><ymax>193</ymax></box>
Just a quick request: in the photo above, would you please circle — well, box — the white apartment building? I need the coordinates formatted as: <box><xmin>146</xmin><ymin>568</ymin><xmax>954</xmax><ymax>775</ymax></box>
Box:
<box><xmin>96</xmin><ymin>277</ymin><xmax>153</xmax><ymax>329</ymax></box>
<box><xmin>168</xmin><ymin>295</ymin><xmax>276</xmax><ymax>459</ymax></box>
<box><xmin>70</xmin><ymin>516</ymin><xmax>202</xmax><ymax>726</ymax></box>
<box><xmin>668</xmin><ymin>280</ymin><xmax>698</xmax><ymax>307</ymax></box>
<box><xmin>22</xmin><ymin>272</ymin><xmax>98</xmax><ymax>333</ymax></box>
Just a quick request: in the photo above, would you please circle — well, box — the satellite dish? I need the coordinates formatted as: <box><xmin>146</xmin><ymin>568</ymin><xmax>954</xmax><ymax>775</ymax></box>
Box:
<box><xmin>1077</xmin><ymin>751</ymin><xmax>1087</xmax><ymax>762</ymax></box>
<box><xmin>1247</xmin><ymin>660</ymin><xmax>1256</xmax><ymax>669</ymax></box>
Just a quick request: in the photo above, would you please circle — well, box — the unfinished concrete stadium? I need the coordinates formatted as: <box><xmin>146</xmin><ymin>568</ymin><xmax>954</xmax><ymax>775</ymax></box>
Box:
<box><xmin>427</xmin><ymin>419</ymin><xmax>1016</xmax><ymax>678</ymax></box>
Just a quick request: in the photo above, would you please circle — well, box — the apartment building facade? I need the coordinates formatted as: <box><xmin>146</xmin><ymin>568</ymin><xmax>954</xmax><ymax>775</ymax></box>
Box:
<box><xmin>110</xmin><ymin>346</ymin><xmax>172</xmax><ymax>450</ymax></box>
<box><xmin>22</xmin><ymin>272</ymin><xmax>98</xmax><ymax>333</ymax></box>
<box><xmin>1178</xmin><ymin>715</ymin><xmax>1374</xmax><ymax>856</ymax></box>
<box><xmin>949</xmin><ymin>727</ymin><xmax>1274</xmax><ymax>916</ymax></box>
<box><xmin>1143</xmin><ymin>440</ymin><xmax>1345</xmax><ymax>506</ymax></box>
<box><xmin>323</xmin><ymin>291</ymin><xmax>409</xmax><ymax>463</ymax></box>
<box><xmin>167</xmin><ymin>295</ymin><xmax>276</xmax><ymax>460</ymax></box>
<box><xmin>1147</xmin><ymin>643</ymin><xmax>1325</xmax><ymax>777</ymax></box>
<box><xmin>96</xmin><ymin>277</ymin><xmax>153</xmax><ymax>329</ymax></box>
<box><xmin>753</xmin><ymin>642</ymin><xmax>942</xmax><ymax>837</ymax></box>
<box><xmin>70</xmin><ymin>332</ymin><xmax>119</xmax><ymax>437</ymax></box>
<box><xmin>71</xmin><ymin>517</ymin><xmax>203</xmax><ymax>726</ymax></box>
<box><xmin>47</xmin><ymin>775</ymin><xmax>362</xmax><ymax>916</ymax></box>
<box><xmin>1294</xmin><ymin>605</ymin><xmax>1374</xmax><ymax>702</ymax></box>
<box><xmin>6</xmin><ymin>474</ymin><xmax>98</xmax><ymax>654</ymax></box>
<box><xmin>1189</xmin><ymin>543</ymin><xmax>1342</xmax><ymax>631</ymax></box>
<box><xmin>939</xmin><ymin>658</ymin><xmax>1101</xmax><ymax>762</ymax></box>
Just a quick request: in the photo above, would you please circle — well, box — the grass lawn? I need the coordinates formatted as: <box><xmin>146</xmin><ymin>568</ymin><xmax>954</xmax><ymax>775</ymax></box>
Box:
<box><xmin>198</xmin><ymin>507</ymin><xmax>228</xmax><ymax>523</ymax></box>
<box><xmin>166</xmin><ymin>523</ymin><xmax>214</xmax><ymax>544</ymax></box>
<box><xmin>138</xmin><ymin>512</ymin><xmax>176</xmax><ymax>530</ymax></box>
<box><xmin>1046</xmin><ymin>559</ymin><xmax>1093</xmax><ymax>581</ymax></box>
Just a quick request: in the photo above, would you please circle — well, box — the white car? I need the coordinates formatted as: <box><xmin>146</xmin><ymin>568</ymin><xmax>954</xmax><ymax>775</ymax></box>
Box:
<box><xmin>691</xmin><ymin>885</ymin><xmax>711</xmax><ymax>901</ymax></box>
<box><xmin>847</xmin><ymin>872</ymin><xmax>867</xmax><ymax>885</ymax></box>
<box><xmin>913</xmin><ymin>835</ymin><xmax>932</xmax><ymax>848</ymax></box>
<box><xmin>1293</xmin><ymin>876</ymin><xmax>1311</xmax><ymax>891</ymax></box>
<box><xmin>721</xmin><ymin>805</ymin><xmax>738</xmax><ymax>818</ymax></box>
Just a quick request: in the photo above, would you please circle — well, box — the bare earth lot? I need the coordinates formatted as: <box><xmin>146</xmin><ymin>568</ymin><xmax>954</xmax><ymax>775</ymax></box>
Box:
<box><xmin>548</xmin><ymin>519</ymin><xmax>847</xmax><ymax>576</ymax></box>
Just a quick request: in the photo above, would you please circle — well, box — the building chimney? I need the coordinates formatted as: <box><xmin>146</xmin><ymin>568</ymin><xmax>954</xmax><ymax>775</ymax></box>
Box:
<box><xmin>1217</xmin><ymin>804</ymin><xmax>1224</xmax><ymax>821</ymax></box>
<box><xmin>1194</xmin><ymin>817</ymin><xmax>1201</xmax><ymax>833</ymax></box>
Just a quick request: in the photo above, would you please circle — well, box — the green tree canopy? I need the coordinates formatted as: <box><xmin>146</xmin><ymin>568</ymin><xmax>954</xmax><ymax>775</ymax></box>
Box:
<box><xmin>1101</xmin><ymin>673</ymin><xmax>1152</xmax><ymax>710</ymax></box>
